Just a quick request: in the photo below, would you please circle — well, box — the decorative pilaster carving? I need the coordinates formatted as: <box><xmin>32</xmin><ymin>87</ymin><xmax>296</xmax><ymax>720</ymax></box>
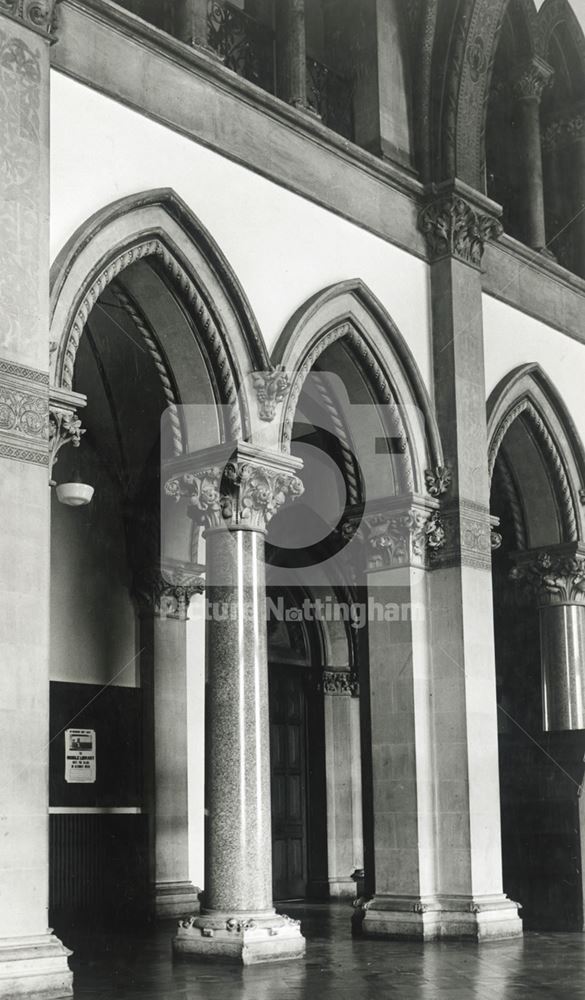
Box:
<box><xmin>512</xmin><ymin>58</ymin><xmax>554</xmax><ymax>103</ymax></box>
<box><xmin>321</xmin><ymin>670</ymin><xmax>359</xmax><ymax>697</ymax></box>
<box><xmin>511</xmin><ymin>548</ymin><xmax>585</xmax><ymax>607</ymax></box>
<box><xmin>424</xmin><ymin>465</ymin><xmax>452</xmax><ymax>498</ymax></box>
<box><xmin>0</xmin><ymin>0</ymin><xmax>58</xmax><ymax>36</ymax></box>
<box><xmin>419</xmin><ymin>194</ymin><xmax>503</xmax><ymax>266</ymax></box>
<box><xmin>134</xmin><ymin>565</ymin><xmax>205</xmax><ymax>619</ymax></box>
<box><xmin>252</xmin><ymin>368</ymin><xmax>289</xmax><ymax>422</ymax></box>
<box><xmin>432</xmin><ymin>499</ymin><xmax>495</xmax><ymax>570</ymax></box>
<box><xmin>164</xmin><ymin>445</ymin><xmax>304</xmax><ymax>533</ymax></box>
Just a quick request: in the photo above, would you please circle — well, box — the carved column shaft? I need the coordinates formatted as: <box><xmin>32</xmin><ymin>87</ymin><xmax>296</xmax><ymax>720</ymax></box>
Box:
<box><xmin>513</xmin><ymin>58</ymin><xmax>554</xmax><ymax>253</ymax></box>
<box><xmin>165</xmin><ymin>444</ymin><xmax>305</xmax><ymax>963</ymax></box>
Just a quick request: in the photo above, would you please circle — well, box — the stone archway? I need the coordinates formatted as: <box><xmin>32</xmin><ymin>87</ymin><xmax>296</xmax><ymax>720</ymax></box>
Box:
<box><xmin>488</xmin><ymin>363</ymin><xmax>585</xmax><ymax>930</ymax></box>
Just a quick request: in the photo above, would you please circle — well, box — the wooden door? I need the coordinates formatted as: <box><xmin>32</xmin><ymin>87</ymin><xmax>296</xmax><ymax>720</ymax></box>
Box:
<box><xmin>269</xmin><ymin>666</ymin><xmax>307</xmax><ymax>900</ymax></box>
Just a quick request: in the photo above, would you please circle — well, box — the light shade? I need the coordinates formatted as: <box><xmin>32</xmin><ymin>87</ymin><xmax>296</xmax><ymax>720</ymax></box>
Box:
<box><xmin>55</xmin><ymin>482</ymin><xmax>94</xmax><ymax>507</ymax></box>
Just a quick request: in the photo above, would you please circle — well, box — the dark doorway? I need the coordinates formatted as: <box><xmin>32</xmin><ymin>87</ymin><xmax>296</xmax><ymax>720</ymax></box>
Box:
<box><xmin>269</xmin><ymin>664</ymin><xmax>308</xmax><ymax>900</ymax></box>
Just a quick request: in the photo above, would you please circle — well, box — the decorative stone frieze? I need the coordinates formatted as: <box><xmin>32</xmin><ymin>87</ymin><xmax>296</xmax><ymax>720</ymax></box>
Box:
<box><xmin>541</xmin><ymin>105</ymin><xmax>585</xmax><ymax>153</ymax></box>
<box><xmin>0</xmin><ymin>357</ymin><xmax>49</xmax><ymax>466</ymax></box>
<box><xmin>134</xmin><ymin>564</ymin><xmax>205</xmax><ymax>619</ymax></box>
<box><xmin>424</xmin><ymin>465</ymin><xmax>452</xmax><ymax>498</ymax></box>
<box><xmin>510</xmin><ymin>546</ymin><xmax>585</xmax><ymax>607</ymax></box>
<box><xmin>252</xmin><ymin>368</ymin><xmax>289</xmax><ymax>422</ymax></box>
<box><xmin>321</xmin><ymin>670</ymin><xmax>359</xmax><ymax>697</ymax></box>
<box><xmin>512</xmin><ymin>57</ymin><xmax>555</xmax><ymax>103</ymax></box>
<box><xmin>0</xmin><ymin>0</ymin><xmax>58</xmax><ymax>36</ymax></box>
<box><xmin>164</xmin><ymin>443</ymin><xmax>304</xmax><ymax>533</ymax></box>
<box><xmin>432</xmin><ymin>499</ymin><xmax>495</xmax><ymax>570</ymax></box>
<box><xmin>419</xmin><ymin>194</ymin><xmax>503</xmax><ymax>267</ymax></box>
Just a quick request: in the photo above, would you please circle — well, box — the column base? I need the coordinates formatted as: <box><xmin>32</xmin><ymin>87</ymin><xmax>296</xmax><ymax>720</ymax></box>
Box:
<box><xmin>358</xmin><ymin>894</ymin><xmax>522</xmax><ymax>941</ymax></box>
<box><xmin>153</xmin><ymin>881</ymin><xmax>201</xmax><ymax>919</ymax></box>
<box><xmin>173</xmin><ymin>910</ymin><xmax>306</xmax><ymax>965</ymax></box>
<box><xmin>0</xmin><ymin>931</ymin><xmax>73</xmax><ymax>998</ymax></box>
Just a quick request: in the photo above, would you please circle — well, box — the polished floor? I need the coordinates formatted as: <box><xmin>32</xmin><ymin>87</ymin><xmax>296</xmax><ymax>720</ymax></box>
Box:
<box><xmin>64</xmin><ymin>902</ymin><xmax>585</xmax><ymax>999</ymax></box>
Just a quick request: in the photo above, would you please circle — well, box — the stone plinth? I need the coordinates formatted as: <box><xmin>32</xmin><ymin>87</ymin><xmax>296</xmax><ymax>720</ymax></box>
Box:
<box><xmin>361</xmin><ymin>894</ymin><xmax>522</xmax><ymax>941</ymax></box>
<box><xmin>174</xmin><ymin>912</ymin><xmax>305</xmax><ymax>965</ymax></box>
<box><xmin>0</xmin><ymin>934</ymin><xmax>73</xmax><ymax>998</ymax></box>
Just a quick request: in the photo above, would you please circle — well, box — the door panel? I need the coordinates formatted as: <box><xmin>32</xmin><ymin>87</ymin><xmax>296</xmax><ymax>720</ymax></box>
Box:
<box><xmin>269</xmin><ymin>666</ymin><xmax>307</xmax><ymax>900</ymax></box>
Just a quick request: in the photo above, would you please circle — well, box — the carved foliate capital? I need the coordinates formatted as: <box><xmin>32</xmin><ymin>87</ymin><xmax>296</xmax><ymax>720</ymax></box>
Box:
<box><xmin>510</xmin><ymin>547</ymin><xmax>585</xmax><ymax>607</ymax></box>
<box><xmin>321</xmin><ymin>670</ymin><xmax>360</xmax><ymax>697</ymax></box>
<box><xmin>134</xmin><ymin>565</ymin><xmax>205</xmax><ymax>619</ymax></box>
<box><xmin>252</xmin><ymin>368</ymin><xmax>289</xmax><ymax>422</ymax></box>
<box><xmin>424</xmin><ymin>466</ymin><xmax>452</xmax><ymax>498</ymax></box>
<box><xmin>0</xmin><ymin>0</ymin><xmax>58</xmax><ymax>36</ymax></box>
<box><xmin>48</xmin><ymin>389</ymin><xmax>87</xmax><ymax>485</ymax></box>
<box><xmin>352</xmin><ymin>500</ymin><xmax>445</xmax><ymax>572</ymax></box>
<box><xmin>419</xmin><ymin>194</ymin><xmax>503</xmax><ymax>266</ymax></box>
<box><xmin>512</xmin><ymin>58</ymin><xmax>554</xmax><ymax>102</ymax></box>
<box><xmin>164</xmin><ymin>444</ymin><xmax>304</xmax><ymax>533</ymax></box>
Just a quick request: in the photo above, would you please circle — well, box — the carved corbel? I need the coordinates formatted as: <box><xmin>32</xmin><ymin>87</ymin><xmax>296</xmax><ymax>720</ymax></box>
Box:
<box><xmin>134</xmin><ymin>563</ymin><xmax>205</xmax><ymax>620</ymax></box>
<box><xmin>252</xmin><ymin>368</ymin><xmax>290</xmax><ymax>422</ymax></box>
<box><xmin>48</xmin><ymin>388</ymin><xmax>87</xmax><ymax>486</ymax></box>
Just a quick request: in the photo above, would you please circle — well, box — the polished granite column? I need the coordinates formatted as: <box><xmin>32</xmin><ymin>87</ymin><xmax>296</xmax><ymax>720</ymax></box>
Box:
<box><xmin>0</xmin><ymin>2</ymin><xmax>73</xmax><ymax>995</ymax></box>
<box><xmin>512</xmin><ymin>545</ymin><xmax>585</xmax><ymax>731</ymax></box>
<box><xmin>164</xmin><ymin>443</ymin><xmax>305</xmax><ymax>964</ymax></box>
<box><xmin>136</xmin><ymin>566</ymin><xmax>205</xmax><ymax>919</ymax></box>
<box><xmin>418</xmin><ymin>184</ymin><xmax>522</xmax><ymax>940</ymax></box>
<box><xmin>512</xmin><ymin>58</ymin><xmax>554</xmax><ymax>253</ymax></box>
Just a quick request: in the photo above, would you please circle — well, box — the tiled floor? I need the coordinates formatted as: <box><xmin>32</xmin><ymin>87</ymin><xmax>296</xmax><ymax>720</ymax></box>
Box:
<box><xmin>64</xmin><ymin>902</ymin><xmax>585</xmax><ymax>999</ymax></box>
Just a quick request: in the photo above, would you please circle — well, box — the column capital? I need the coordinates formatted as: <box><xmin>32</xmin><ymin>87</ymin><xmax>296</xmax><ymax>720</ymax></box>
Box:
<box><xmin>419</xmin><ymin>183</ymin><xmax>503</xmax><ymax>267</ymax></box>
<box><xmin>48</xmin><ymin>386</ymin><xmax>87</xmax><ymax>485</ymax></box>
<box><xmin>512</xmin><ymin>57</ymin><xmax>554</xmax><ymax>103</ymax></box>
<box><xmin>511</xmin><ymin>544</ymin><xmax>585</xmax><ymax>606</ymax></box>
<box><xmin>321</xmin><ymin>669</ymin><xmax>360</xmax><ymax>697</ymax></box>
<box><xmin>0</xmin><ymin>0</ymin><xmax>58</xmax><ymax>37</ymax></box>
<box><xmin>344</xmin><ymin>495</ymin><xmax>444</xmax><ymax>573</ymax></box>
<box><xmin>134</xmin><ymin>563</ymin><xmax>205</xmax><ymax>619</ymax></box>
<box><xmin>164</xmin><ymin>442</ymin><xmax>303</xmax><ymax>534</ymax></box>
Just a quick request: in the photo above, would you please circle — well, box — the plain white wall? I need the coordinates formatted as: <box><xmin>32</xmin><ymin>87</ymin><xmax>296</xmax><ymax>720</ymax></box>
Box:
<box><xmin>50</xmin><ymin>71</ymin><xmax>433</xmax><ymax>391</ymax></box>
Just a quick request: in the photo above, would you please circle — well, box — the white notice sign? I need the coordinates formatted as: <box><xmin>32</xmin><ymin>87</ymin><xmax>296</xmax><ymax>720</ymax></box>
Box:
<box><xmin>65</xmin><ymin>728</ymin><xmax>96</xmax><ymax>783</ymax></box>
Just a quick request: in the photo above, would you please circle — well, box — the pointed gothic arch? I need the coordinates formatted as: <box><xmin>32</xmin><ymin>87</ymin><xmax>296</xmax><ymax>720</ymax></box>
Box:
<box><xmin>272</xmin><ymin>279</ymin><xmax>443</xmax><ymax>499</ymax></box>
<box><xmin>487</xmin><ymin>363</ymin><xmax>585</xmax><ymax>547</ymax></box>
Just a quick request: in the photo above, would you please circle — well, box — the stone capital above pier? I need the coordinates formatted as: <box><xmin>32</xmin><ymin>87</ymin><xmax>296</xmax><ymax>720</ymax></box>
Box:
<box><xmin>0</xmin><ymin>0</ymin><xmax>58</xmax><ymax>37</ymax></box>
<box><xmin>164</xmin><ymin>442</ymin><xmax>304</xmax><ymax>534</ymax></box>
<box><xmin>511</xmin><ymin>544</ymin><xmax>585</xmax><ymax>607</ymax></box>
<box><xmin>418</xmin><ymin>182</ymin><xmax>503</xmax><ymax>267</ymax></box>
<box><xmin>342</xmin><ymin>494</ymin><xmax>444</xmax><ymax>573</ymax></box>
<box><xmin>133</xmin><ymin>563</ymin><xmax>206</xmax><ymax>620</ymax></box>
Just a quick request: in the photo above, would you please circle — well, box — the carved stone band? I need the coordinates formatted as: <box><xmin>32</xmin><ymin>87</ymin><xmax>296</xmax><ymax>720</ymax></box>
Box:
<box><xmin>0</xmin><ymin>357</ymin><xmax>49</xmax><ymax>466</ymax></box>
<box><xmin>0</xmin><ymin>0</ymin><xmax>58</xmax><ymax>37</ymax></box>
<box><xmin>431</xmin><ymin>499</ymin><xmax>497</xmax><ymax>571</ymax></box>
<box><xmin>542</xmin><ymin>107</ymin><xmax>585</xmax><ymax>152</ymax></box>
<box><xmin>419</xmin><ymin>194</ymin><xmax>503</xmax><ymax>267</ymax></box>
<box><xmin>510</xmin><ymin>546</ymin><xmax>585</xmax><ymax>607</ymax></box>
<box><xmin>164</xmin><ymin>443</ymin><xmax>304</xmax><ymax>533</ymax></box>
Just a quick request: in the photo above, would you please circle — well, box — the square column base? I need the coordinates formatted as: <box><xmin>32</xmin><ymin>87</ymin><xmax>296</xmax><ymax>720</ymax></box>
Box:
<box><xmin>358</xmin><ymin>894</ymin><xmax>522</xmax><ymax>941</ymax></box>
<box><xmin>0</xmin><ymin>932</ymin><xmax>73</xmax><ymax>998</ymax></box>
<box><xmin>173</xmin><ymin>911</ymin><xmax>306</xmax><ymax>965</ymax></box>
<box><xmin>153</xmin><ymin>881</ymin><xmax>201</xmax><ymax>920</ymax></box>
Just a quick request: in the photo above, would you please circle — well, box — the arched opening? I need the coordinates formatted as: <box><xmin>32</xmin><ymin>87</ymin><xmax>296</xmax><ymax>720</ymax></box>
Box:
<box><xmin>540</xmin><ymin>0</ymin><xmax>585</xmax><ymax>275</ymax></box>
<box><xmin>270</xmin><ymin>281</ymin><xmax>441</xmax><ymax>907</ymax></box>
<box><xmin>486</xmin><ymin>0</ymin><xmax>538</xmax><ymax>244</ymax></box>
<box><xmin>489</xmin><ymin>364</ymin><xmax>585</xmax><ymax>930</ymax></box>
<box><xmin>48</xmin><ymin>192</ymin><xmax>258</xmax><ymax>931</ymax></box>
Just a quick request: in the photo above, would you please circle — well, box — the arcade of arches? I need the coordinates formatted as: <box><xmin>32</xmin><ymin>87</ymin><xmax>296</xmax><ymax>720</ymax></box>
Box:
<box><xmin>1</xmin><ymin>0</ymin><xmax>585</xmax><ymax>997</ymax></box>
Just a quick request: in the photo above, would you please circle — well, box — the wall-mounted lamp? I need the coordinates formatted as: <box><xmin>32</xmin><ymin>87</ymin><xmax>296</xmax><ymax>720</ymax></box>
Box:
<box><xmin>49</xmin><ymin>388</ymin><xmax>94</xmax><ymax>507</ymax></box>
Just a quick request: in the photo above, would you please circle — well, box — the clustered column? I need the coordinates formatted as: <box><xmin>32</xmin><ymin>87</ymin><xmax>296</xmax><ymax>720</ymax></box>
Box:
<box><xmin>164</xmin><ymin>443</ymin><xmax>305</xmax><ymax>965</ymax></box>
<box><xmin>135</xmin><ymin>567</ymin><xmax>205</xmax><ymax>919</ymax></box>
<box><xmin>512</xmin><ymin>546</ymin><xmax>585</xmax><ymax>731</ymax></box>
<box><xmin>512</xmin><ymin>57</ymin><xmax>555</xmax><ymax>254</ymax></box>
